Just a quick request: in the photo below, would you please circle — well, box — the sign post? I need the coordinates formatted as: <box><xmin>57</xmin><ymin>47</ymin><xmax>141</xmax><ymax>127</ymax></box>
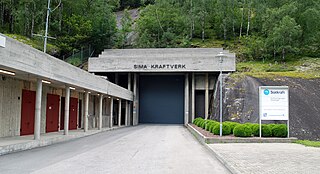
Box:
<box><xmin>259</xmin><ymin>86</ymin><xmax>289</xmax><ymax>138</ymax></box>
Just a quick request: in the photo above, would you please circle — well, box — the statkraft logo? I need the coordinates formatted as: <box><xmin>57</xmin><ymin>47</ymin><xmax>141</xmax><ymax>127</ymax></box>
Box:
<box><xmin>264</xmin><ymin>89</ymin><xmax>270</xmax><ymax>95</ymax></box>
<box><xmin>270</xmin><ymin>90</ymin><xmax>285</xmax><ymax>94</ymax></box>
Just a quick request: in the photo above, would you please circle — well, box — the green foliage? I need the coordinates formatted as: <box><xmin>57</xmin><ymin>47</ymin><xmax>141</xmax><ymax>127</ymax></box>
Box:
<box><xmin>213</xmin><ymin>123</ymin><xmax>232</xmax><ymax>136</ymax></box>
<box><xmin>193</xmin><ymin>117</ymin><xmax>204</xmax><ymax>127</ymax></box>
<box><xmin>252</xmin><ymin>124</ymin><xmax>260</xmax><ymax>137</ymax></box>
<box><xmin>224</xmin><ymin>121</ymin><xmax>240</xmax><ymax>134</ymax></box>
<box><xmin>207</xmin><ymin>120</ymin><xmax>219</xmax><ymax>133</ymax></box>
<box><xmin>294</xmin><ymin>140</ymin><xmax>320</xmax><ymax>148</ymax></box>
<box><xmin>1</xmin><ymin>0</ymin><xmax>118</xmax><ymax>58</ymax></box>
<box><xmin>233</xmin><ymin>124</ymin><xmax>253</xmax><ymax>137</ymax></box>
<box><xmin>272</xmin><ymin>124</ymin><xmax>288</xmax><ymax>137</ymax></box>
<box><xmin>261</xmin><ymin>124</ymin><xmax>273</xmax><ymax>137</ymax></box>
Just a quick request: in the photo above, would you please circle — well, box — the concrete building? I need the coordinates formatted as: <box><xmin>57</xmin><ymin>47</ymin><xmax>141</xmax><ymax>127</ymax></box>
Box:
<box><xmin>89</xmin><ymin>48</ymin><xmax>236</xmax><ymax>125</ymax></box>
<box><xmin>0</xmin><ymin>34</ymin><xmax>133</xmax><ymax>139</ymax></box>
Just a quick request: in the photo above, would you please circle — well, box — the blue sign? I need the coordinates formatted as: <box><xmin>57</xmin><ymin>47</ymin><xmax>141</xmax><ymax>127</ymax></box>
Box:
<box><xmin>264</xmin><ymin>89</ymin><xmax>270</xmax><ymax>95</ymax></box>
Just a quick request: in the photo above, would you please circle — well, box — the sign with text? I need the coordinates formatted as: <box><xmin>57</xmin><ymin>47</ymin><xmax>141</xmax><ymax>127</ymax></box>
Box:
<box><xmin>0</xmin><ymin>35</ymin><xmax>6</xmax><ymax>48</ymax></box>
<box><xmin>259</xmin><ymin>86</ymin><xmax>289</xmax><ymax>120</ymax></box>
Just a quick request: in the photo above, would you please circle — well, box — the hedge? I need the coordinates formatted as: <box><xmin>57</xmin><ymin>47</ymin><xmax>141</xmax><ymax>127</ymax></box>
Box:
<box><xmin>234</xmin><ymin>124</ymin><xmax>252</xmax><ymax>137</ymax></box>
<box><xmin>213</xmin><ymin>123</ymin><xmax>232</xmax><ymax>135</ymax></box>
<box><xmin>224</xmin><ymin>121</ymin><xmax>241</xmax><ymax>134</ymax></box>
<box><xmin>193</xmin><ymin>119</ymin><xmax>287</xmax><ymax>138</ymax></box>
<box><xmin>272</xmin><ymin>124</ymin><xmax>287</xmax><ymax>137</ymax></box>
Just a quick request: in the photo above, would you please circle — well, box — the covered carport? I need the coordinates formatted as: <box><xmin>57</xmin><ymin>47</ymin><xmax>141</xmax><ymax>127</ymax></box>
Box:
<box><xmin>0</xmin><ymin>34</ymin><xmax>133</xmax><ymax>140</ymax></box>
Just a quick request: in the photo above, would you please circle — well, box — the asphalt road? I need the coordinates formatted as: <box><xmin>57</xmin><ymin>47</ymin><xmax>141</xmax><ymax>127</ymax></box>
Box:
<box><xmin>0</xmin><ymin>125</ymin><xmax>229</xmax><ymax>174</ymax></box>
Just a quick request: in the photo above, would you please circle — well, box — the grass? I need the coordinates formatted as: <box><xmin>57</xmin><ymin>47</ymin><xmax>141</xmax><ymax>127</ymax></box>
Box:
<box><xmin>234</xmin><ymin>57</ymin><xmax>320</xmax><ymax>79</ymax></box>
<box><xmin>294</xmin><ymin>140</ymin><xmax>320</xmax><ymax>147</ymax></box>
<box><xmin>5</xmin><ymin>34</ymin><xmax>59</xmax><ymax>54</ymax></box>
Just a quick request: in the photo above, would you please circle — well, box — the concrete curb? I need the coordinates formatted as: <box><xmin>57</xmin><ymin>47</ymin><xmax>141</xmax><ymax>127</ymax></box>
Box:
<box><xmin>186</xmin><ymin>124</ymin><xmax>297</xmax><ymax>144</ymax></box>
<box><xmin>186</xmin><ymin>124</ymin><xmax>237</xmax><ymax>174</ymax></box>
<box><xmin>0</xmin><ymin>126</ymin><xmax>126</xmax><ymax>156</ymax></box>
<box><xmin>204</xmin><ymin>144</ymin><xmax>240</xmax><ymax>174</ymax></box>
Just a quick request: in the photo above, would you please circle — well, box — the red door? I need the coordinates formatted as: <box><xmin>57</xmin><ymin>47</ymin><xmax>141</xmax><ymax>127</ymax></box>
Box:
<box><xmin>69</xmin><ymin>97</ymin><xmax>78</xmax><ymax>130</ymax></box>
<box><xmin>60</xmin><ymin>97</ymin><xmax>65</xmax><ymax>130</ymax></box>
<box><xmin>46</xmin><ymin>94</ymin><xmax>60</xmax><ymax>133</ymax></box>
<box><xmin>21</xmin><ymin>90</ymin><xmax>36</xmax><ymax>136</ymax></box>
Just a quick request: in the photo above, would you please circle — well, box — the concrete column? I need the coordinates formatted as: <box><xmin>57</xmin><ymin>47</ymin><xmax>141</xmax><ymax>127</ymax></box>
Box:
<box><xmin>118</xmin><ymin>99</ymin><xmax>122</xmax><ymax>127</ymax></box>
<box><xmin>133</xmin><ymin>73</ymin><xmax>138</xmax><ymax>125</ymax></box>
<box><xmin>184</xmin><ymin>73</ymin><xmax>189</xmax><ymax>125</ymax></box>
<box><xmin>84</xmin><ymin>91</ymin><xmax>89</xmax><ymax>132</ymax></box>
<box><xmin>128</xmin><ymin>73</ymin><xmax>131</xmax><ymax>91</ymax></box>
<box><xmin>191</xmin><ymin>73</ymin><xmax>195</xmax><ymax>122</ymax></box>
<box><xmin>34</xmin><ymin>79</ymin><xmax>42</xmax><ymax>140</ymax></box>
<box><xmin>205</xmin><ymin>73</ymin><xmax>209</xmax><ymax>120</ymax></box>
<box><xmin>64</xmin><ymin>86</ymin><xmax>70</xmax><ymax>135</ymax></box>
<box><xmin>125</xmin><ymin>101</ymin><xmax>128</xmax><ymax>126</ymax></box>
<box><xmin>98</xmin><ymin>94</ymin><xmax>103</xmax><ymax>130</ymax></box>
<box><xmin>110</xmin><ymin>97</ymin><xmax>113</xmax><ymax>128</ymax></box>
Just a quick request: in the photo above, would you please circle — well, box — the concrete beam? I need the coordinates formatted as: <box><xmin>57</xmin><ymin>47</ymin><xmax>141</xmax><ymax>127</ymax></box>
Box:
<box><xmin>34</xmin><ymin>79</ymin><xmax>42</xmax><ymax>140</ymax></box>
<box><xmin>118</xmin><ymin>99</ymin><xmax>121</xmax><ymax>127</ymax></box>
<box><xmin>0</xmin><ymin>35</ymin><xmax>133</xmax><ymax>101</ymax></box>
<box><xmin>98</xmin><ymin>94</ymin><xmax>103</xmax><ymax>130</ymax></box>
<box><xmin>185</xmin><ymin>74</ymin><xmax>189</xmax><ymax>125</ymax></box>
<box><xmin>133</xmin><ymin>73</ymin><xmax>138</xmax><ymax>125</ymax></box>
<box><xmin>64</xmin><ymin>87</ymin><xmax>70</xmax><ymax>135</ymax></box>
<box><xmin>84</xmin><ymin>91</ymin><xmax>89</xmax><ymax>132</ymax></box>
<box><xmin>205</xmin><ymin>73</ymin><xmax>209</xmax><ymax>120</ymax></box>
<box><xmin>125</xmin><ymin>101</ymin><xmax>128</xmax><ymax>126</ymax></box>
<box><xmin>191</xmin><ymin>73</ymin><xmax>195</xmax><ymax>122</ymax></box>
<box><xmin>110</xmin><ymin>97</ymin><xmax>113</xmax><ymax>128</ymax></box>
<box><xmin>89</xmin><ymin>48</ymin><xmax>236</xmax><ymax>73</ymax></box>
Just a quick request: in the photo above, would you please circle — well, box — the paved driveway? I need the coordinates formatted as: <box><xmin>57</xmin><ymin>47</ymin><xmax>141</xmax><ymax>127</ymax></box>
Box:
<box><xmin>0</xmin><ymin>125</ymin><xmax>229</xmax><ymax>174</ymax></box>
<box><xmin>208</xmin><ymin>143</ymin><xmax>320</xmax><ymax>174</ymax></box>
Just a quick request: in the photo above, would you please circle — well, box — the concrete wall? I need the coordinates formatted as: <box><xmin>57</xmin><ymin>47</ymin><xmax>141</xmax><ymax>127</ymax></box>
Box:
<box><xmin>89</xmin><ymin>48</ymin><xmax>236</xmax><ymax>73</ymax></box>
<box><xmin>0</xmin><ymin>76</ymin><xmax>22</xmax><ymax>137</ymax></box>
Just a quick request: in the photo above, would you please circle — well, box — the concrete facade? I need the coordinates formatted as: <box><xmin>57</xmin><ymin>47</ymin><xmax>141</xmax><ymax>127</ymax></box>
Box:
<box><xmin>0</xmin><ymin>34</ymin><xmax>133</xmax><ymax>139</ymax></box>
<box><xmin>89</xmin><ymin>48</ymin><xmax>236</xmax><ymax>125</ymax></box>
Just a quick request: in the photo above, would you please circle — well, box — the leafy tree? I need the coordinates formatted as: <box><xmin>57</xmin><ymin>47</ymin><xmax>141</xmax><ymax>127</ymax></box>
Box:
<box><xmin>266</xmin><ymin>16</ymin><xmax>302</xmax><ymax>61</ymax></box>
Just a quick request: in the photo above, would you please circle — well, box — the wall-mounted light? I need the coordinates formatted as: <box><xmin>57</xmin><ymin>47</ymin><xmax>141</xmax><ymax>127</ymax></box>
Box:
<box><xmin>69</xmin><ymin>87</ymin><xmax>75</xmax><ymax>90</ymax></box>
<box><xmin>108</xmin><ymin>96</ymin><xmax>111</xmax><ymax>99</ymax></box>
<box><xmin>116</xmin><ymin>98</ymin><xmax>119</xmax><ymax>100</ymax></box>
<box><xmin>88</xmin><ymin>92</ymin><xmax>91</xmax><ymax>94</ymax></box>
<box><xmin>42</xmin><ymin>80</ymin><xmax>51</xmax><ymax>84</ymax></box>
<box><xmin>0</xmin><ymin>69</ymin><xmax>15</xmax><ymax>76</ymax></box>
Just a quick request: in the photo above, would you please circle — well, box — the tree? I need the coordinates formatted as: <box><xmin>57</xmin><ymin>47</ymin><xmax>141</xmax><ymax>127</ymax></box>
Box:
<box><xmin>267</xmin><ymin>16</ymin><xmax>302</xmax><ymax>61</ymax></box>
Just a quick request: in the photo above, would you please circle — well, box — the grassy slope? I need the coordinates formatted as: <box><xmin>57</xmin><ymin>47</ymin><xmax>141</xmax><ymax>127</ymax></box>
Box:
<box><xmin>191</xmin><ymin>39</ymin><xmax>320</xmax><ymax>79</ymax></box>
<box><xmin>5</xmin><ymin>34</ymin><xmax>59</xmax><ymax>55</ymax></box>
<box><xmin>294</xmin><ymin>140</ymin><xmax>320</xmax><ymax>147</ymax></box>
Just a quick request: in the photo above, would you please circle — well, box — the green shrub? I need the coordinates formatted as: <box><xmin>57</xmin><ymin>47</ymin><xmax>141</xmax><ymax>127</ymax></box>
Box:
<box><xmin>262</xmin><ymin>124</ymin><xmax>272</xmax><ymax>137</ymax></box>
<box><xmin>251</xmin><ymin>124</ymin><xmax>273</xmax><ymax>137</ymax></box>
<box><xmin>268</xmin><ymin>124</ymin><xmax>277</xmax><ymax>130</ymax></box>
<box><xmin>224</xmin><ymin>121</ymin><xmax>241</xmax><ymax>134</ymax></box>
<box><xmin>206</xmin><ymin>120</ymin><xmax>217</xmax><ymax>131</ymax></box>
<box><xmin>213</xmin><ymin>123</ymin><xmax>232</xmax><ymax>135</ymax></box>
<box><xmin>193</xmin><ymin>117</ymin><xmax>203</xmax><ymax>126</ymax></box>
<box><xmin>244</xmin><ymin>123</ymin><xmax>258</xmax><ymax>131</ymax></box>
<box><xmin>233</xmin><ymin>124</ymin><xmax>253</xmax><ymax>137</ymax></box>
<box><xmin>252</xmin><ymin>124</ymin><xmax>260</xmax><ymax>136</ymax></box>
<box><xmin>209</xmin><ymin>121</ymin><xmax>219</xmax><ymax>133</ymax></box>
<box><xmin>272</xmin><ymin>124</ymin><xmax>287</xmax><ymax>137</ymax></box>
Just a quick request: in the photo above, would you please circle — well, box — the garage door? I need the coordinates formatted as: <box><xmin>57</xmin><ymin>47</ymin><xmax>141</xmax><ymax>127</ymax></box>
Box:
<box><xmin>139</xmin><ymin>75</ymin><xmax>184</xmax><ymax>124</ymax></box>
